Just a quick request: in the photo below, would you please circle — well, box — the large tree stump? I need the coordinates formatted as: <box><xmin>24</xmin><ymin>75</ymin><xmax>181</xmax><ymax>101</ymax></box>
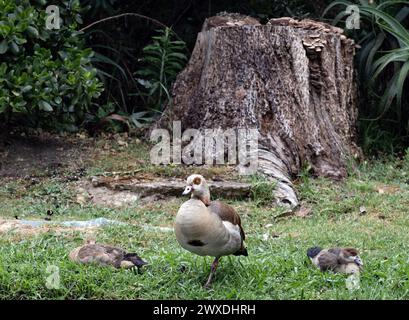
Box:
<box><xmin>154</xmin><ymin>14</ymin><xmax>362</xmax><ymax>206</ymax></box>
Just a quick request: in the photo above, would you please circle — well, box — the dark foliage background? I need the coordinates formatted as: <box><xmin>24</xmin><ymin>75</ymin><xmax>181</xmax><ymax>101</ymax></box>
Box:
<box><xmin>79</xmin><ymin>0</ymin><xmax>330</xmax><ymax>129</ymax></box>
<box><xmin>1</xmin><ymin>0</ymin><xmax>408</xmax><ymax>154</ymax></box>
<box><xmin>81</xmin><ymin>0</ymin><xmax>409</xmax><ymax>153</ymax></box>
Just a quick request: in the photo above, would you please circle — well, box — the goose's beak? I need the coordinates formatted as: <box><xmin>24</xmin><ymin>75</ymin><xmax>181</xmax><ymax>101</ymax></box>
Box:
<box><xmin>182</xmin><ymin>186</ymin><xmax>192</xmax><ymax>195</ymax></box>
<box><xmin>136</xmin><ymin>258</ymin><xmax>148</xmax><ymax>267</ymax></box>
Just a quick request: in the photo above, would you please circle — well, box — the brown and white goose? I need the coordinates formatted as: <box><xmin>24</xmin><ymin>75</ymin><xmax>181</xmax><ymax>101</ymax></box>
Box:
<box><xmin>69</xmin><ymin>240</ymin><xmax>147</xmax><ymax>272</ymax></box>
<box><xmin>307</xmin><ymin>246</ymin><xmax>363</xmax><ymax>274</ymax></box>
<box><xmin>175</xmin><ymin>174</ymin><xmax>248</xmax><ymax>288</ymax></box>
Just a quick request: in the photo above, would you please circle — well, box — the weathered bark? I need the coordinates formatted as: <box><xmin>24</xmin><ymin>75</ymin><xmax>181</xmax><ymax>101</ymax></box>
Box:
<box><xmin>154</xmin><ymin>15</ymin><xmax>362</xmax><ymax>206</ymax></box>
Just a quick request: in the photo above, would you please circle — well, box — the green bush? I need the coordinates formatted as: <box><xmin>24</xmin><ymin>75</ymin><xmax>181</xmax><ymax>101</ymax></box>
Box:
<box><xmin>0</xmin><ymin>0</ymin><xmax>103</xmax><ymax>131</ymax></box>
<box><xmin>135</xmin><ymin>28</ymin><xmax>188</xmax><ymax>112</ymax></box>
<box><xmin>324</xmin><ymin>0</ymin><xmax>409</xmax><ymax>153</ymax></box>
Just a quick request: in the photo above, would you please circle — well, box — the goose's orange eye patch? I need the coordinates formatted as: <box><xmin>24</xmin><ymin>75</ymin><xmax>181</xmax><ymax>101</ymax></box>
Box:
<box><xmin>193</xmin><ymin>177</ymin><xmax>201</xmax><ymax>185</ymax></box>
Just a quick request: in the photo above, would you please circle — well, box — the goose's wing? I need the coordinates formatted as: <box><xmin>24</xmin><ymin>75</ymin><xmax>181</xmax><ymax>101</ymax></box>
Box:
<box><xmin>328</xmin><ymin>247</ymin><xmax>342</xmax><ymax>256</ymax></box>
<box><xmin>101</xmin><ymin>244</ymin><xmax>126</xmax><ymax>256</ymax></box>
<box><xmin>317</xmin><ymin>251</ymin><xmax>339</xmax><ymax>271</ymax></box>
<box><xmin>100</xmin><ymin>245</ymin><xmax>127</xmax><ymax>266</ymax></box>
<box><xmin>330</xmin><ymin>247</ymin><xmax>360</xmax><ymax>265</ymax></box>
<box><xmin>209</xmin><ymin>200</ymin><xmax>245</xmax><ymax>241</ymax></box>
<box><xmin>77</xmin><ymin>244</ymin><xmax>125</xmax><ymax>267</ymax></box>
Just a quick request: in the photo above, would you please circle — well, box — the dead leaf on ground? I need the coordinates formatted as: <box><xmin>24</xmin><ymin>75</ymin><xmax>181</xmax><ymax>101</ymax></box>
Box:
<box><xmin>295</xmin><ymin>206</ymin><xmax>312</xmax><ymax>217</ymax></box>
<box><xmin>288</xmin><ymin>232</ymin><xmax>300</xmax><ymax>238</ymax></box>
<box><xmin>274</xmin><ymin>210</ymin><xmax>293</xmax><ymax>219</ymax></box>
<box><xmin>117</xmin><ymin>139</ymin><xmax>128</xmax><ymax>147</ymax></box>
<box><xmin>76</xmin><ymin>187</ymin><xmax>90</xmax><ymax>205</ymax></box>
<box><xmin>261</xmin><ymin>232</ymin><xmax>280</xmax><ymax>241</ymax></box>
<box><xmin>376</xmin><ymin>184</ymin><xmax>400</xmax><ymax>195</ymax></box>
<box><xmin>274</xmin><ymin>205</ymin><xmax>312</xmax><ymax>219</ymax></box>
<box><xmin>76</xmin><ymin>194</ymin><xmax>88</xmax><ymax>205</ymax></box>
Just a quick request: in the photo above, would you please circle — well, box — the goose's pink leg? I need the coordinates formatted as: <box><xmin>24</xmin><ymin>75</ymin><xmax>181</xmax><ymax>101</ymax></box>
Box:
<box><xmin>204</xmin><ymin>257</ymin><xmax>219</xmax><ymax>288</ymax></box>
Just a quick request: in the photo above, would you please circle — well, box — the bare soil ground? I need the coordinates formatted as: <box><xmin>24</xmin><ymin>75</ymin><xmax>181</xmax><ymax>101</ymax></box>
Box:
<box><xmin>0</xmin><ymin>132</ymin><xmax>91</xmax><ymax>179</ymax></box>
<box><xmin>0</xmin><ymin>130</ymin><xmax>244</xmax><ymax>237</ymax></box>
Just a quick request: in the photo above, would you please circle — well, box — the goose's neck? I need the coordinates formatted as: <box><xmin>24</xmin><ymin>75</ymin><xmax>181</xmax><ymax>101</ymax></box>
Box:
<box><xmin>192</xmin><ymin>186</ymin><xmax>211</xmax><ymax>206</ymax></box>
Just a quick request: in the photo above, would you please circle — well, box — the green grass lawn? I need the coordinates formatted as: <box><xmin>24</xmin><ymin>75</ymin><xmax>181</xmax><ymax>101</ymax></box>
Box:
<box><xmin>1</xmin><ymin>140</ymin><xmax>409</xmax><ymax>299</ymax></box>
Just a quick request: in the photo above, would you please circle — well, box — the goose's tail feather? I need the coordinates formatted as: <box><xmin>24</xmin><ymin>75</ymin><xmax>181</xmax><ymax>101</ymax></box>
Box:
<box><xmin>234</xmin><ymin>246</ymin><xmax>248</xmax><ymax>256</ymax></box>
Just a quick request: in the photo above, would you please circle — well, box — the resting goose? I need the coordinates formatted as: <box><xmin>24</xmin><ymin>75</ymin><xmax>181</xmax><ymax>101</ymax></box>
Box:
<box><xmin>175</xmin><ymin>174</ymin><xmax>248</xmax><ymax>288</ymax></box>
<box><xmin>307</xmin><ymin>246</ymin><xmax>363</xmax><ymax>274</ymax></box>
<box><xmin>69</xmin><ymin>240</ymin><xmax>147</xmax><ymax>272</ymax></box>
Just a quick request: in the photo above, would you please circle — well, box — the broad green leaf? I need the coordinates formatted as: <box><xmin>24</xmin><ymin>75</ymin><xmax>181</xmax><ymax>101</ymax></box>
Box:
<box><xmin>39</xmin><ymin>100</ymin><xmax>53</xmax><ymax>112</ymax></box>
<box><xmin>364</xmin><ymin>33</ymin><xmax>385</xmax><ymax>79</ymax></box>
<box><xmin>0</xmin><ymin>39</ymin><xmax>7</xmax><ymax>54</ymax></box>
<box><xmin>361</xmin><ymin>7</ymin><xmax>409</xmax><ymax>45</ymax></box>
<box><xmin>21</xmin><ymin>85</ymin><xmax>32</xmax><ymax>93</ymax></box>
<box><xmin>167</xmin><ymin>52</ymin><xmax>187</xmax><ymax>60</ymax></box>
<box><xmin>26</xmin><ymin>26</ymin><xmax>39</xmax><ymax>38</ymax></box>
<box><xmin>9</xmin><ymin>41</ymin><xmax>19</xmax><ymax>55</ymax></box>
<box><xmin>372</xmin><ymin>50</ymin><xmax>409</xmax><ymax>80</ymax></box>
<box><xmin>396</xmin><ymin>60</ymin><xmax>409</xmax><ymax>109</ymax></box>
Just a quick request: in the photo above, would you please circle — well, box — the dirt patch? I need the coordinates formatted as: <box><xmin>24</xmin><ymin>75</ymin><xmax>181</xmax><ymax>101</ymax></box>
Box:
<box><xmin>0</xmin><ymin>132</ymin><xmax>92</xmax><ymax>178</ymax></box>
<box><xmin>77</xmin><ymin>182</ymin><xmax>179</xmax><ymax>208</ymax></box>
<box><xmin>78</xmin><ymin>183</ymin><xmax>141</xmax><ymax>207</ymax></box>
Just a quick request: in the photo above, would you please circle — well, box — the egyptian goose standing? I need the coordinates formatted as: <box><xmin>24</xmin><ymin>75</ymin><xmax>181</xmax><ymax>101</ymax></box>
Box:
<box><xmin>307</xmin><ymin>246</ymin><xmax>363</xmax><ymax>274</ymax></box>
<box><xmin>175</xmin><ymin>174</ymin><xmax>248</xmax><ymax>288</ymax></box>
<box><xmin>69</xmin><ymin>240</ymin><xmax>148</xmax><ymax>272</ymax></box>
